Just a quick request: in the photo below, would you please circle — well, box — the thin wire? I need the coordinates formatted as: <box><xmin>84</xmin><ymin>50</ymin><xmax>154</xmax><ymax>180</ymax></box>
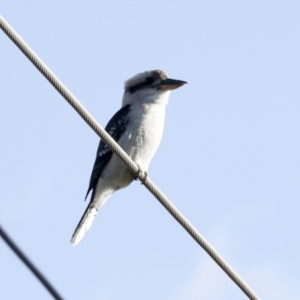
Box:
<box><xmin>0</xmin><ymin>225</ymin><xmax>64</xmax><ymax>300</ymax></box>
<box><xmin>0</xmin><ymin>15</ymin><xmax>260</xmax><ymax>300</ymax></box>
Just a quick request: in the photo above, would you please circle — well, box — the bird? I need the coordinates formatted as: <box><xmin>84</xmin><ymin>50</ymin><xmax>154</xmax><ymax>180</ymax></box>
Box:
<box><xmin>71</xmin><ymin>69</ymin><xmax>187</xmax><ymax>246</ymax></box>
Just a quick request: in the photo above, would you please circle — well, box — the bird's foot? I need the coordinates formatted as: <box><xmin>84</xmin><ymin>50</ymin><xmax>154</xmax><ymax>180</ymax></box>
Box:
<box><xmin>134</xmin><ymin>164</ymin><xmax>148</xmax><ymax>184</ymax></box>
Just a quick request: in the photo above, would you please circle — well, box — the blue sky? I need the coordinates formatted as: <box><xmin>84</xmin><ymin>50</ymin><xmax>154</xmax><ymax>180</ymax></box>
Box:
<box><xmin>1</xmin><ymin>1</ymin><xmax>300</xmax><ymax>299</ymax></box>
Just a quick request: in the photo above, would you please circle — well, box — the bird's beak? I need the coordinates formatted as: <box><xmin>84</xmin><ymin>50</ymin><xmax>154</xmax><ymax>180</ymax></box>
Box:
<box><xmin>159</xmin><ymin>78</ymin><xmax>187</xmax><ymax>91</ymax></box>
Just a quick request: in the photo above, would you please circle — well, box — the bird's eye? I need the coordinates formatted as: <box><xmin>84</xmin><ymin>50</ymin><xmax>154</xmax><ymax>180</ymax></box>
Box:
<box><xmin>145</xmin><ymin>77</ymin><xmax>154</xmax><ymax>85</ymax></box>
<box><xmin>128</xmin><ymin>77</ymin><xmax>155</xmax><ymax>93</ymax></box>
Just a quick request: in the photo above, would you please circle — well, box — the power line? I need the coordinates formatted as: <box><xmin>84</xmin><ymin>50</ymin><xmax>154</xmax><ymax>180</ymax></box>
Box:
<box><xmin>0</xmin><ymin>15</ymin><xmax>260</xmax><ymax>300</ymax></box>
<box><xmin>0</xmin><ymin>225</ymin><xmax>64</xmax><ymax>300</ymax></box>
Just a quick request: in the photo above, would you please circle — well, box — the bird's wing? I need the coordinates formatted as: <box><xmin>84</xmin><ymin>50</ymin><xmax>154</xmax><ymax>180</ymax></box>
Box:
<box><xmin>85</xmin><ymin>104</ymin><xmax>131</xmax><ymax>200</ymax></box>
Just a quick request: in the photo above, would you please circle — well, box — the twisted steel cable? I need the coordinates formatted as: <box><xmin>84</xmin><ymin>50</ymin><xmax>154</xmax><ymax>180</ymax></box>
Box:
<box><xmin>0</xmin><ymin>15</ymin><xmax>260</xmax><ymax>300</ymax></box>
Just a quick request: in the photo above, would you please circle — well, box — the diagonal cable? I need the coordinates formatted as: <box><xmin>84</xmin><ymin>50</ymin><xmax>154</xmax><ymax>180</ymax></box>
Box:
<box><xmin>0</xmin><ymin>225</ymin><xmax>64</xmax><ymax>300</ymax></box>
<box><xmin>0</xmin><ymin>15</ymin><xmax>260</xmax><ymax>300</ymax></box>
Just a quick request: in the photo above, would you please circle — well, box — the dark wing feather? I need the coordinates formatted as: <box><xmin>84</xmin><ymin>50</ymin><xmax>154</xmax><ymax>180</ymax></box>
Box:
<box><xmin>85</xmin><ymin>104</ymin><xmax>131</xmax><ymax>200</ymax></box>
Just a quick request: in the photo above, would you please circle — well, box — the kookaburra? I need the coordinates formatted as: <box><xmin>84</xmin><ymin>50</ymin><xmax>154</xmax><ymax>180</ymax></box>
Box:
<box><xmin>71</xmin><ymin>69</ymin><xmax>186</xmax><ymax>245</ymax></box>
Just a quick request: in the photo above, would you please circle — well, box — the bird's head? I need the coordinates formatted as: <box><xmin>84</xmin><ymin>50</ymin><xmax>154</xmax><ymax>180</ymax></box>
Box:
<box><xmin>122</xmin><ymin>70</ymin><xmax>187</xmax><ymax>106</ymax></box>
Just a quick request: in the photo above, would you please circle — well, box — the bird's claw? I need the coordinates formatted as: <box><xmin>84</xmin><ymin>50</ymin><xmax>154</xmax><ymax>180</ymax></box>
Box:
<box><xmin>134</xmin><ymin>165</ymin><xmax>148</xmax><ymax>184</ymax></box>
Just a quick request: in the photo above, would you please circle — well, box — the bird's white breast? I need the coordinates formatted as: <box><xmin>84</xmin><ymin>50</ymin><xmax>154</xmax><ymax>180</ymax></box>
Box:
<box><xmin>122</xmin><ymin>102</ymin><xmax>166</xmax><ymax>169</ymax></box>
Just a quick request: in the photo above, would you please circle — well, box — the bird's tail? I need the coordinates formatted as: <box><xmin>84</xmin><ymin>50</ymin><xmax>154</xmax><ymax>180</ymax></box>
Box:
<box><xmin>71</xmin><ymin>203</ymin><xmax>99</xmax><ymax>246</ymax></box>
